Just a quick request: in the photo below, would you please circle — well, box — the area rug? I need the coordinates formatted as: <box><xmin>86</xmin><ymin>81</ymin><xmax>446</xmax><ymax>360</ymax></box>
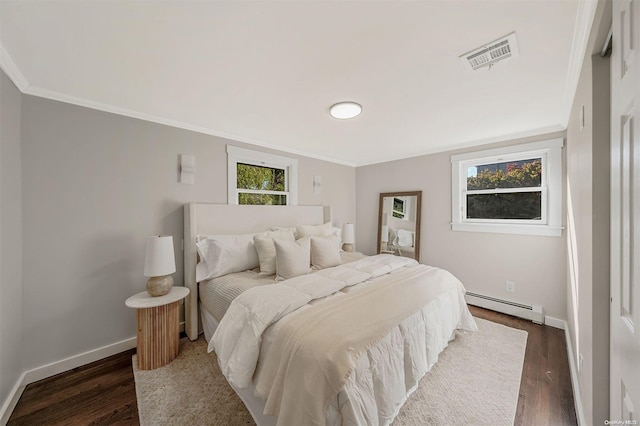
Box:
<box><xmin>133</xmin><ymin>318</ymin><xmax>527</xmax><ymax>425</ymax></box>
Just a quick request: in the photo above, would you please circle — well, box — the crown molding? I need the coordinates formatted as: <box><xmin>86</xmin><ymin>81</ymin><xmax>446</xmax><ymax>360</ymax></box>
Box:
<box><xmin>560</xmin><ymin>0</ymin><xmax>598</xmax><ymax>127</ymax></box>
<box><xmin>0</xmin><ymin>42</ymin><xmax>355</xmax><ymax>167</ymax></box>
<box><xmin>24</xmin><ymin>85</ymin><xmax>358</xmax><ymax>167</ymax></box>
<box><xmin>0</xmin><ymin>45</ymin><xmax>29</xmax><ymax>91</ymax></box>
<box><xmin>355</xmin><ymin>124</ymin><xmax>566</xmax><ymax>167</ymax></box>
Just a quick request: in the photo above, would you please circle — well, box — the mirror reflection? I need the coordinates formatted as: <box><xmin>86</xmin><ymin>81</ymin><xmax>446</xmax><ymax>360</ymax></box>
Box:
<box><xmin>377</xmin><ymin>191</ymin><xmax>422</xmax><ymax>260</ymax></box>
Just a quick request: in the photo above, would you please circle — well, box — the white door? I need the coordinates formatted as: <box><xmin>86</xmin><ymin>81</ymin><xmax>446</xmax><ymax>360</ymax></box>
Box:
<box><xmin>611</xmin><ymin>0</ymin><xmax>640</xmax><ymax>422</ymax></box>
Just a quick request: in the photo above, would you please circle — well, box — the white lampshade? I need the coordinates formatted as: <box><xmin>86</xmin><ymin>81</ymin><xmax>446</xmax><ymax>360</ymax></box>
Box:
<box><xmin>342</xmin><ymin>223</ymin><xmax>355</xmax><ymax>244</ymax></box>
<box><xmin>144</xmin><ymin>235</ymin><xmax>176</xmax><ymax>277</ymax></box>
<box><xmin>381</xmin><ymin>225</ymin><xmax>389</xmax><ymax>243</ymax></box>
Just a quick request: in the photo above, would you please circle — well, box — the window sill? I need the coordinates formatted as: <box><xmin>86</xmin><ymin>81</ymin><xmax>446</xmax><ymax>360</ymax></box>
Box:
<box><xmin>451</xmin><ymin>222</ymin><xmax>563</xmax><ymax>237</ymax></box>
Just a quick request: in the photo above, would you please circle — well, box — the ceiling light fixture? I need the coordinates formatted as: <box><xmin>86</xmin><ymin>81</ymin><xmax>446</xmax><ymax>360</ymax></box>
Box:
<box><xmin>330</xmin><ymin>102</ymin><xmax>362</xmax><ymax>119</ymax></box>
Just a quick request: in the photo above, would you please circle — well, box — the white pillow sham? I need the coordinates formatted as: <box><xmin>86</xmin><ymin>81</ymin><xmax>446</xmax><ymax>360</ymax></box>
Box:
<box><xmin>310</xmin><ymin>234</ymin><xmax>342</xmax><ymax>270</ymax></box>
<box><xmin>196</xmin><ymin>234</ymin><xmax>259</xmax><ymax>281</ymax></box>
<box><xmin>274</xmin><ymin>236</ymin><xmax>311</xmax><ymax>280</ymax></box>
<box><xmin>254</xmin><ymin>229</ymin><xmax>296</xmax><ymax>275</ymax></box>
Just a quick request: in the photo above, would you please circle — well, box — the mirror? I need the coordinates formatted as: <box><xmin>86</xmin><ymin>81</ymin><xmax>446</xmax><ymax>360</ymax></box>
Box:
<box><xmin>377</xmin><ymin>191</ymin><xmax>422</xmax><ymax>260</ymax></box>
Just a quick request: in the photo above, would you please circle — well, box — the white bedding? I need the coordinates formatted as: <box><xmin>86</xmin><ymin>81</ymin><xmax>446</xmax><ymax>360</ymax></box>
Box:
<box><xmin>199</xmin><ymin>251</ymin><xmax>366</xmax><ymax>322</ymax></box>
<box><xmin>210</xmin><ymin>255</ymin><xmax>477</xmax><ymax>426</ymax></box>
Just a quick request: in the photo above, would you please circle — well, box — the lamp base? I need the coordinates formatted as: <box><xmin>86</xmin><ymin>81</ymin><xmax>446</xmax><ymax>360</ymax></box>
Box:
<box><xmin>146</xmin><ymin>275</ymin><xmax>173</xmax><ymax>297</ymax></box>
<box><xmin>342</xmin><ymin>243</ymin><xmax>354</xmax><ymax>252</ymax></box>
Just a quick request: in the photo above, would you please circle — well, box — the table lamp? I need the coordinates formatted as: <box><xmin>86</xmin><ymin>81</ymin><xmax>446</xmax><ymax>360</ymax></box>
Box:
<box><xmin>144</xmin><ymin>235</ymin><xmax>176</xmax><ymax>296</ymax></box>
<box><xmin>342</xmin><ymin>223</ymin><xmax>355</xmax><ymax>252</ymax></box>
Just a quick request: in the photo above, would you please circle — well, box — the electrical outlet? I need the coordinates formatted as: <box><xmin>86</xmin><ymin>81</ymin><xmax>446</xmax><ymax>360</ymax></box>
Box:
<box><xmin>505</xmin><ymin>281</ymin><xmax>515</xmax><ymax>292</ymax></box>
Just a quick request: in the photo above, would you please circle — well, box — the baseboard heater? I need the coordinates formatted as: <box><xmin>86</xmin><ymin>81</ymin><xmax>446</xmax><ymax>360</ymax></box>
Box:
<box><xmin>465</xmin><ymin>292</ymin><xmax>544</xmax><ymax>324</ymax></box>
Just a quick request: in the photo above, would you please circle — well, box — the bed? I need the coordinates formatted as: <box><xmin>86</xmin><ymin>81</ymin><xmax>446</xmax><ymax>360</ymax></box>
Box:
<box><xmin>184</xmin><ymin>203</ymin><xmax>477</xmax><ymax>426</ymax></box>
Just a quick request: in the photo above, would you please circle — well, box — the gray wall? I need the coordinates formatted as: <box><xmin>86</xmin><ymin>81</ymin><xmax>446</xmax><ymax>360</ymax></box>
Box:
<box><xmin>19</xmin><ymin>95</ymin><xmax>355</xmax><ymax>371</ymax></box>
<box><xmin>0</xmin><ymin>70</ymin><xmax>23</xmax><ymax>408</ymax></box>
<box><xmin>565</xmin><ymin>1</ymin><xmax>611</xmax><ymax>423</ymax></box>
<box><xmin>356</xmin><ymin>132</ymin><xmax>568</xmax><ymax>319</ymax></box>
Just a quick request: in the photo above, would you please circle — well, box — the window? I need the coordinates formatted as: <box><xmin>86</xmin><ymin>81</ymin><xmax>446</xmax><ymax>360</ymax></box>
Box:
<box><xmin>393</xmin><ymin>197</ymin><xmax>406</xmax><ymax>219</ymax></box>
<box><xmin>451</xmin><ymin>138</ymin><xmax>563</xmax><ymax>236</ymax></box>
<box><xmin>227</xmin><ymin>146</ymin><xmax>298</xmax><ymax>205</ymax></box>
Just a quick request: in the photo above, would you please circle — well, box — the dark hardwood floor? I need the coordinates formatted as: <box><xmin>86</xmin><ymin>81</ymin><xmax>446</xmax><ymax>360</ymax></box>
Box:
<box><xmin>470</xmin><ymin>306</ymin><xmax>578</xmax><ymax>426</ymax></box>
<box><xmin>8</xmin><ymin>306</ymin><xmax>577</xmax><ymax>425</ymax></box>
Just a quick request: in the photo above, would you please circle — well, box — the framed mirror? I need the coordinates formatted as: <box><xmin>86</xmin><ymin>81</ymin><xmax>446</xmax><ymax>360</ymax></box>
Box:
<box><xmin>377</xmin><ymin>191</ymin><xmax>422</xmax><ymax>260</ymax></box>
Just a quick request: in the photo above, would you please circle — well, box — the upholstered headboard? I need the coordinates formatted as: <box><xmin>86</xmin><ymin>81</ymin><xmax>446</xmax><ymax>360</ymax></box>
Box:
<box><xmin>183</xmin><ymin>203</ymin><xmax>332</xmax><ymax>340</ymax></box>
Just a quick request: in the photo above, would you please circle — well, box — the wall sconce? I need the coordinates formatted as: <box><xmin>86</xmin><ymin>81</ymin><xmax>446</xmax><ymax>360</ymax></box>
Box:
<box><xmin>180</xmin><ymin>155</ymin><xmax>195</xmax><ymax>184</ymax></box>
<box><xmin>313</xmin><ymin>175</ymin><xmax>322</xmax><ymax>194</ymax></box>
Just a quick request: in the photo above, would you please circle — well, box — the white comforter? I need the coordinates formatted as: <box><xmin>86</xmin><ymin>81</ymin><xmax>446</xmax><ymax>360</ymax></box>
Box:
<box><xmin>210</xmin><ymin>255</ymin><xmax>477</xmax><ymax>425</ymax></box>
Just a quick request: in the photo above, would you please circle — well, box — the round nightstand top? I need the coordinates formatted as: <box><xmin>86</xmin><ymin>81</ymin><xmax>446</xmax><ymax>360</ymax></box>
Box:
<box><xmin>125</xmin><ymin>286</ymin><xmax>190</xmax><ymax>309</ymax></box>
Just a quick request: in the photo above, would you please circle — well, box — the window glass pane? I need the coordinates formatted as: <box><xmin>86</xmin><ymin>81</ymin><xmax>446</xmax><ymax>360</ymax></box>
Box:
<box><xmin>238</xmin><ymin>193</ymin><xmax>287</xmax><ymax>205</ymax></box>
<box><xmin>466</xmin><ymin>192</ymin><xmax>542</xmax><ymax>220</ymax></box>
<box><xmin>392</xmin><ymin>197</ymin><xmax>405</xmax><ymax>218</ymax></box>
<box><xmin>467</xmin><ymin>158</ymin><xmax>542</xmax><ymax>190</ymax></box>
<box><xmin>237</xmin><ymin>163</ymin><xmax>286</xmax><ymax>191</ymax></box>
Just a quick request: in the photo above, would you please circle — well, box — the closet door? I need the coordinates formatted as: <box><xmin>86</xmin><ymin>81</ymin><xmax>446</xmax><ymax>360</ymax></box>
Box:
<box><xmin>610</xmin><ymin>0</ymin><xmax>640</xmax><ymax>422</ymax></box>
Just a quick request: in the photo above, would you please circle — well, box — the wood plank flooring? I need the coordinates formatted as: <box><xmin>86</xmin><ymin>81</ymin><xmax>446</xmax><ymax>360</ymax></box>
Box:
<box><xmin>8</xmin><ymin>307</ymin><xmax>577</xmax><ymax>425</ymax></box>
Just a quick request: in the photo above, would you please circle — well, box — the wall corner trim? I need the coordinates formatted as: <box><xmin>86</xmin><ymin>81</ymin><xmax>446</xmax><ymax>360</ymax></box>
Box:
<box><xmin>0</xmin><ymin>45</ymin><xmax>29</xmax><ymax>91</ymax></box>
<box><xmin>564</xmin><ymin>321</ymin><xmax>587</xmax><ymax>426</ymax></box>
<box><xmin>0</xmin><ymin>372</ymin><xmax>27</xmax><ymax>425</ymax></box>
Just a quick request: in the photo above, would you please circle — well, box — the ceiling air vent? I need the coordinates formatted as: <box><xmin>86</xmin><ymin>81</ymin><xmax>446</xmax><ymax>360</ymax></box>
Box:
<box><xmin>459</xmin><ymin>32</ymin><xmax>519</xmax><ymax>71</ymax></box>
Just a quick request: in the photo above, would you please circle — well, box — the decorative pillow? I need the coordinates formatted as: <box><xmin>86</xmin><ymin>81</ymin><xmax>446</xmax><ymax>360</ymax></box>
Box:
<box><xmin>274</xmin><ymin>236</ymin><xmax>311</xmax><ymax>280</ymax></box>
<box><xmin>295</xmin><ymin>222</ymin><xmax>333</xmax><ymax>239</ymax></box>
<box><xmin>253</xmin><ymin>229</ymin><xmax>296</xmax><ymax>275</ymax></box>
<box><xmin>310</xmin><ymin>234</ymin><xmax>342</xmax><ymax>270</ymax></box>
<box><xmin>196</xmin><ymin>234</ymin><xmax>259</xmax><ymax>280</ymax></box>
<box><xmin>332</xmin><ymin>226</ymin><xmax>343</xmax><ymax>248</ymax></box>
<box><xmin>396</xmin><ymin>229</ymin><xmax>414</xmax><ymax>247</ymax></box>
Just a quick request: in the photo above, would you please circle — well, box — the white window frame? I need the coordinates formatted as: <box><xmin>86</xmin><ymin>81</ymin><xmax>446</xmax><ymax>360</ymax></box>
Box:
<box><xmin>227</xmin><ymin>145</ymin><xmax>298</xmax><ymax>205</ymax></box>
<box><xmin>392</xmin><ymin>197</ymin><xmax>407</xmax><ymax>219</ymax></box>
<box><xmin>451</xmin><ymin>138</ymin><xmax>563</xmax><ymax>237</ymax></box>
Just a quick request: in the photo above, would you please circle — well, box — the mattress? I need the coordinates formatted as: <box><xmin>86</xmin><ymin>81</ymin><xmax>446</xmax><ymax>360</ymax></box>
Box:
<box><xmin>199</xmin><ymin>251</ymin><xmax>366</xmax><ymax>322</ymax></box>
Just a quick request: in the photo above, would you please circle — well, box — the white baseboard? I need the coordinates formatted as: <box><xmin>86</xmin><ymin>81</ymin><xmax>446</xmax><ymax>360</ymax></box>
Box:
<box><xmin>23</xmin><ymin>336</ymin><xmax>137</xmax><ymax>385</ymax></box>
<box><xmin>1</xmin><ymin>321</ymin><xmax>187</xmax><ymax>422</ymax></box>
<box><xmin>21</xmin><ymin>320</ymin><xmax>186</xmax><ymax>385</ymax></box>
<box><xmin>564</xmin><ymin>321</ymin><xmax>587</xmax><ymax>426</ymax></box>
<box><xmin>0</xmin><ymin>372</ymin><xmax>27</xmax><ymax>425</ymax></box>
<box><xmin>544</xmin><ymin>315</ymin><xmax>565</xmax><ymax>329</ymax></box>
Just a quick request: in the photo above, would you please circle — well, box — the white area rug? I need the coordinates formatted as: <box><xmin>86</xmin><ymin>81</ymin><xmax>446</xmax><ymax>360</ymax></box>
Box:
<box><xmin>133</xmin><ymin>318</ymin><xmax>527</xmax><ymax>425</ymax></box>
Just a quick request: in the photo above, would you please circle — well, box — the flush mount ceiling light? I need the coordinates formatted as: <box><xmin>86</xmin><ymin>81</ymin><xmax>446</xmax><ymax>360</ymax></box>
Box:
<box><xmin>330</xmin><ymin>102</ymin><xmax>362</xmax><ymax>119</ymax></box>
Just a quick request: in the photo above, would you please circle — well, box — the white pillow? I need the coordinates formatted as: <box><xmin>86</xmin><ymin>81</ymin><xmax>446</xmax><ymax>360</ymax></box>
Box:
<box><xmin>196</xmin><ymin>234</ymin><xmax>259</xmax><ymax>280</ymax></box>
<box><xmin>254</xmin><ymin>229</ymin><xmax>296</xmax><ymax>275</ymax></box>
<box><xmin>396</xmin><ymin>229</ymin><xmax>414</xmax><ymax>247</ymax></box>
<box><xmin>332</xmin><ymin>226</ymin><xmax>343</xmax><ymax>248</ymax></box>
<box><xmin>195</xmin><ymin>261</ymin><xmax>211</xmax><ymax>282</ymax></box>
<box><xmin>310</xmin><ymin>234</ymin><xmax>342</xmax><ymax>270</ymax></box>
<box><xmin>295</xmin><ymin>222</ymin><xmax>333</xmax><ymax>239</ymax></box>
<box><xmin>274</xmin><ymin>236</ymin><xmax>311</xmax><ymax>280</ymax></box>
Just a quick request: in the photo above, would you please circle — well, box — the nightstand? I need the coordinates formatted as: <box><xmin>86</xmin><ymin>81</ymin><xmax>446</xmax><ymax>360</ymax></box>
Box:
<box><xmin>125</xmin><ymin>286</ymin><xmax>189</xmax><ymax>370</ymax></box>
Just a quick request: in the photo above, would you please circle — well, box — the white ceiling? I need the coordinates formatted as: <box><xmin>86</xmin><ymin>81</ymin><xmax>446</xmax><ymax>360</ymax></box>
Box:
<box><xmin>0</xmin><ymin>1</ymin><xmax>595</xmax><ymax>166</ymax></box>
